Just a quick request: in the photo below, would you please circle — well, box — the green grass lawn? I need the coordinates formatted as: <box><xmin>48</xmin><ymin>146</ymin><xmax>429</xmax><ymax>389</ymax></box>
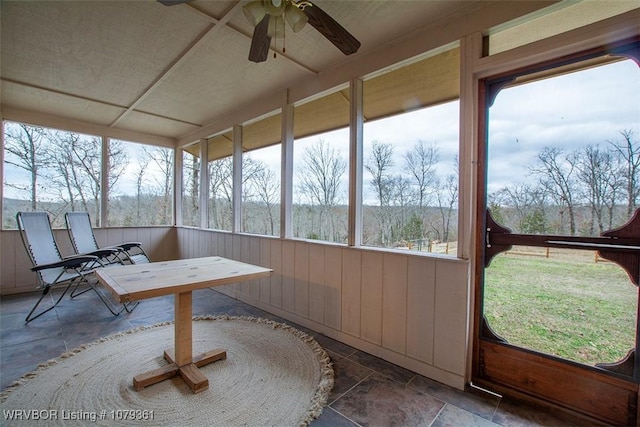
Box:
<box><xmin>484</xmin><ymin>251</ymin><xmax>637</xmax><ymax>366</ymax></box>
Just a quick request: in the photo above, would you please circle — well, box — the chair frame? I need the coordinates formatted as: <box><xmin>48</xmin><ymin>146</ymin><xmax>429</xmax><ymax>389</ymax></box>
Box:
<box><xmin>65</xmin><ymin>212</ymin><xmax>126</xmax><ymax>266</ymax></box>
<box><xmin>17</xmin><ymin>211</ymin><xmax>132</xmax><ymax>323</ymax></box>
<box><xmin>65</xmin><ymin>211</ymin><xmax>150</xmax><ymax>265</ymax></box>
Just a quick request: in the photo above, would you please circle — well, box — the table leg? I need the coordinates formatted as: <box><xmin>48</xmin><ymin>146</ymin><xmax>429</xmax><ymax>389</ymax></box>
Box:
<box><xmin>174</xmin><ymin>291</ymin><xmax>193</xmax><ymax>366</ymax></box>
<box><xmin>133</xmin><ymin>291</ymin><xmax>227</xmax><ymax>394</ymax></box>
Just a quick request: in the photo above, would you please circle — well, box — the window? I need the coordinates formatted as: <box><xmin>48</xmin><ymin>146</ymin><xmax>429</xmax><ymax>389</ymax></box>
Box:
<box><xmin>3</xmin><ymin>122</ymin><xmax>102</xmax><ymax>228</ymax></box>
<box><xmin>241</xmin><ymin>112</ymin><xmax>282</xmax><ymax>237</ymax></box>
<box><xmin>107</xmin><ymin>140</ymin><xmax>173</xmax><ymax>226</ymax></box>
<box><xmin>361</xmin><ymin>47</ymin><xmax>460</xmax><ymax>254</ymax></box>
<box><xmin>206</xmin><ymin>132</ymin><xmax>233</xmax><ymax>231</ymax></box>
<box><xmin>292</xmin><ymin>88</ymin><xmax>350</xmax><ymax>243</ymax></box>
<box><xmin>181</xmin><ymin>143</ymin><xmax>200</xmax><ymax>227</ymax></box>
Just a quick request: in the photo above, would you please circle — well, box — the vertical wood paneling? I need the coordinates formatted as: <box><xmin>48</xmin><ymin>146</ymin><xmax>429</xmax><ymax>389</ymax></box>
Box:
<box><xmin>433</xmin><ymin>259</ymin><xmax>468</xmax><ymax>374</ymax></box>
<box><xmin>224</xmin><ymin>233</ymin><xmax>233</xmax><ymax>258</ymax></box>
<box><xmin>406</xmin><ymin>256</ymin><xmax>436</xmax><ymax>363</ymax></box>
<box><xmin>361</xmin><ymin>251</ymin><xmax>383</xmax><ymax>345</ymax></box>
<box><xmin>198</xmin><ymin>228</ymin><xmax>208</xmax><ymax>256</ymax></box>
<box><xmin>2</xmin><ymin>232</ymin><xmax>16</xmax><ymax>290</ymax></box>
<box><xmin>259</xmin><ymin>238</ymin><xmax>271</xmax><ymax>303</ymax></box>
<box><xmin>382</xmin><ymin>253</ymin><xmax>407</xmax><ymax>353</ymax></box>
<box><xmin>240</xmin><ymin>236</ymin><xmax>252</xmax><ymax>295</ymax></box>
<box><xmin>294</xmin><ymin>241</ymin><xmax>309</xmax><ymax>317</ymax></box>
<box><xmin>104</xmin><ymin>228</ymin><xmax>124</xmax><ymax>249</ymax></box>
<box><xmin>308</xmin><ymin>244</ymin><xmax>325</xmax><ymax>323</ymax></box>
<box><xmin>324</xmin><ymin>246</ymin><xmax>342</xmax><ymax>330</ymax></box>
<box><xmin>233</xmin><ymin>235</ymin><xmax>243</xmax><ymax>292</ymax></box>
<box><xmin>216</xmin><ymin>232</ymin><xmax>224</xmax><ymax>256</ymax></box>
<box><xmin>281</xmin><ymin>240</ymin><xmax>295</xmax><ymax>312</ymax></box>
<box><xmin>341</xmin><ymin>248</ymin><xmax>361</xmax><ymax>337</ymax></box>
<box><xmin>247</xmin><ymin>236</ymin><xmax>260</xmax><ymax>300</ymax></box>
<box><xmin>190</xmin><ymin>229</ymin><xmax>197</xmax><ymax>258</ymax></box>
<box><xmin>233</xmin><ymin>235</ymin><xmax>242</xmax><ymax>261</ymax></box>
<box><xmin>149</xmin><ymin>228</ymin><xmax>161</xmax><ymax>260</ymax></box>
<box><xmin>168</xmin><ymin>229</ymin><xmax>179</xmax><ymax>260</ymax></box>
<box><xmin>54</xmin><ymin>229</ymin><xmax>74</xmax><ymax>257</ymax></box>
<box><xmin>269</xmin><ymin>239</ymin><xmax>282</xmax><ymax>308</ymax></box>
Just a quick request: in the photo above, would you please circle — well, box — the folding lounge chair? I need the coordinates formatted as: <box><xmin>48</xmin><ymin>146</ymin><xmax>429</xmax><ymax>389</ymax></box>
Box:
<box><xmin>65</xmin><ymin>211</ymin><xmax>150</xmax><ymax>265</ymax></box>
<box><xmin>17</xmin><ymin>211</ymin><xmax>130</xmax><ymax>323</ymax></box>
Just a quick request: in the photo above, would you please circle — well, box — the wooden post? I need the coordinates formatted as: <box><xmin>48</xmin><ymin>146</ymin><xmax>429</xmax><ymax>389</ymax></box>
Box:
<box><xmin>174</xmin><ymin>291</ymin><xmax>193</xmax><ymax>366</ymax></box>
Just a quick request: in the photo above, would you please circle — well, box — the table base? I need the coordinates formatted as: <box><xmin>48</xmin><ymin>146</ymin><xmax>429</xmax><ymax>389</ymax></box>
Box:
<box><xmin>133</xmin><ymin>348</ymin><xmax>227</xmax><ymax>393</ymax></box>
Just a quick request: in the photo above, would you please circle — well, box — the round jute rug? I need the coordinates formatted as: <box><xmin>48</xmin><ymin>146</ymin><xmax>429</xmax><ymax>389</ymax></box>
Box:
<box><xmin>0</xmin><ymin>315</ymin><xmax>334</xmax><ymax>426</ymax></box>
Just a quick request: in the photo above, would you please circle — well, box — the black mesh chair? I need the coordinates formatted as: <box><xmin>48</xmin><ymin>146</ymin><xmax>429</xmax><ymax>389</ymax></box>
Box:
<box><xmin>17</xmin><ymin>211</ymin><xmax>130</xmax><ymax>323</ymax></box>
<box><xmin>65</xmin><ymin>211</ymin><xmax>150</xmax><ymax>265</ymax></box>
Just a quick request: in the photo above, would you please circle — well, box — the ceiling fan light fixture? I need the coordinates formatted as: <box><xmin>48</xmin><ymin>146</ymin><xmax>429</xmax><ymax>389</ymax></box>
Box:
<box><xmin>267</xmin><ymin>15</ymin><xmax>285</xmax><ymax>38</ymax></box>
<box><xmin>243</xmin><ymin>1</ymin><xmax>266</xmax><ymax>26</ymax></box>
<box><xmin>284</xmin><ymin>4</ymin><xmax>308</xmax><ymax>33</ymax></box>
<box><xmin>263</xmin><ymin>0</ymin><xmax>285</xmax><ymax>17</ymax></box>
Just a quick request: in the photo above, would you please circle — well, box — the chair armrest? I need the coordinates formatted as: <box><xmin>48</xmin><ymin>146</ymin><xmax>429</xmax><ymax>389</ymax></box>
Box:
<box><xmin>31</xmin><ymin>255</ymin><xmax>99</xmax><ymax>272</ymax></box>
<box><xmin>119</xmin><ymin>242</ymin><xmax>143</xmax><ymax>251</ymax></box>
<box><xmin>83</xmin><ymin>248</ymin><xmax>121</xmax><ymax>258</ymax></box>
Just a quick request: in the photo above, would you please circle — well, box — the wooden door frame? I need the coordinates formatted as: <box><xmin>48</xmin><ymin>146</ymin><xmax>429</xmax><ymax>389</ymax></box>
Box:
<box><xmin>470</xmin><ymin>38</ymin><xmax>640</xmax><ymax>426</ymax></box>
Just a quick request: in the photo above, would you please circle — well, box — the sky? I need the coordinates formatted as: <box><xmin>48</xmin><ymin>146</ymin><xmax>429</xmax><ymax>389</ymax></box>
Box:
<box><xmin>486</xmin><ymin>59</ymin><xmax>639</xmax><ymax>194</ymax></box>
<box><xmin>3</xmin><ymin>59</ymin><xmax>639</xmax><ymax>204</ymax></box>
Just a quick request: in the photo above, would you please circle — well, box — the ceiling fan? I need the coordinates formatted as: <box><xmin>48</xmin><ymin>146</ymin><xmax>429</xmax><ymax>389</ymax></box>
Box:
<box><xmin>159</xmin><ymin>0</ymin><xmax>361</xmax><ymax>63</ymax></box>
<box><xmin>243</xmin><ymin>0</ymin><xmax>361</xmax><ymax>62</ymax></box>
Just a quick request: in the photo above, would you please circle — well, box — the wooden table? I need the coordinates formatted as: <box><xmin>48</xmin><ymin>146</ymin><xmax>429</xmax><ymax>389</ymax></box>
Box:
<box><xmin>95</xmin><ymin>256</ymin><xmax>272</xmax><ymax>393</ymax></box>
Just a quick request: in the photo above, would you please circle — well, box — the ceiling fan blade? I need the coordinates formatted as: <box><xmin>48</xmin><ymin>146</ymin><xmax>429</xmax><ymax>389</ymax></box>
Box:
<box><xmin>303</xmin><ymin>2</ymin><xmax>361</xmax><ymax>55</ymax></box>
<box><xmin>157</xmin><ymin>0</ymin><xmax>192</xmax><ymax>5</ymax></box>
<box><xmin>249</xmin><ymin>15</ymin><xmax>272</xmax><ymax>63</ymax></box>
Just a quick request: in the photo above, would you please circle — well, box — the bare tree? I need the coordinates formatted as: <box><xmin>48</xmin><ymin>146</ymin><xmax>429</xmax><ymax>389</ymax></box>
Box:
<box><xmin>134</xmin><ymin>158</ymin><xmax>148</xmax><ymax>224</ymax></box>
<box><xmin>46</xmin><ymin>132</ymin><xmax>127</xmax><ymax>225</ymax></box>
<box><xmin>183</xmin><ymin>151</ymin><xmax>200</xmax><ymax>227</ymax></box>
<box><xmin>245</xmin><ymin>162</ymin><xmax>279</xmax><ymax>235</ymax></box>
<box><xmin>530</xmin><ymin>147</ymin><xmax>578</xmax><ymax>235</ymax></box>
<box><xmin>143</xmin><ymin>145</ymin><xmax>174</xmax><ymax>225</ymax></box>
<box><xmin>490</xmin><ymin>182</ymin><xmax>548</xmax><ymax>233</ymax></box>
<box><xmin>404</xmin><ymin>140</ymin><xmax>439</xmax><ymax>208</ymax></box>
<box><xmin>365</xmin><ymin>141</ymin><xmax>395</xmax><ymax>245</ymax></box>
<box><xmin>435</xmin><ymin>157</ymin><xmax>458</xmax><ymax>241</ymax></box>
<box><xmin>3</xmin><ymin>123</ymin><xmax>48</xmax><ymax>211</ymax></box>
<box><xmin>208</xmin><ymin>156</ymin><xmax>232</xmax><ymax>230</ymax></box>
<box><xmin>574</xmin><ymin>144</ymin><xmax>621</xmax><ymax>233</ymax></box>
<box><xmin>609</xmin><ymin>129</ymin><xmax>639</xmax><ymax>219</ymax></box>
<box><xmin>297</xmin><ymin>139</ymin><xmax>346</xmax><ymax>241</ymax></box>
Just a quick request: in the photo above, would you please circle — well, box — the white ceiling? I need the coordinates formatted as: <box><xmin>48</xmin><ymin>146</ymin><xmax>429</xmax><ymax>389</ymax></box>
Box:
<box><xmin>1</xmin><ymin>0</ymin><xmax>559</xmax><ymax>147</ymax></box>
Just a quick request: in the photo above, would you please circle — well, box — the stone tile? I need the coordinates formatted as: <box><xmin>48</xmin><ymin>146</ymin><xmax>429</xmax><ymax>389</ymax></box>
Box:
<box><xmin>409</xmin><ymin>375</ymin><xmax>499</xmax><ymax>421</ymax></box>
<box><xmin>59</xmin><ymin>317</ymin><xmax>133</xmax><ymax>350</ymax></box>
<box><xmin>0</xmin><ymin>337</ymin><xmax>67</xmax><ymax>390</ymax></box>
<box><xmin>348</xmin><ymin>350</ymin><xmax>416</xmax><ymax>385</ymax></box>
<box><xmin>493</xmin><ymin>397</ymin><xmax>602</xmax><ymax>427</ymax></box>
<box><xmin>52</xmin><ymin>287</ymin><xmax>130</xmax><ymax>324</ymax></box>
<box><xmin>432</xmin><ymin>404</ymin><xmax>501</xmax><ymax>427</ymax></box>
<box><xmin>313</xmin><ymin>333</ymin><xmax>358</xmax><ymax>358</ymax></box>
<box><xmin>328</xmin><ymin>351</ymin><xmax>374</xmax><ymax>403</ymax></box>
<box><xmin>331</xmin><ymin>373</ymin><xmax>445</xmax><ymax>427</ymax></box>
<box><xmin>0</xmin><ymin>311</ymin><xmax>63</xmax><ymax>348</ymax></box>
<box><xmin>126</xmin><ymin>295</ymin><xmax>175</xmax><ymax>326</ymax></box>
<box><xmin>311</xmin><ymin>407</ymin><xmax>359</xmax><ymax>426</ymax></box>
<box><xmin>1</xmin><ymin>292</ymin><xmax>55</xmax><ymax>317</ymax></box>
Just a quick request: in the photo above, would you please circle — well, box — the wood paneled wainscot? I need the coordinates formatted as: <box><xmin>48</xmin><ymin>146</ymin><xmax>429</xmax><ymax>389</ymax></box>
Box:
<box><xmin>1</xmin><ymin>226</ymin><xmax>177</xmax><ymax>296</ymax></box>
<box><xmin>177</xmin><ymin>228</ymin><xmax>470</xmax><ymax>389</ymax></box>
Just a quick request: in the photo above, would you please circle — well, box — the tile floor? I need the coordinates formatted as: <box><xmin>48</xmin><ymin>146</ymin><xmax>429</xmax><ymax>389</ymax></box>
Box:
<box><xmin>1</xmin><ymin>287</ymin><xmax>600</xmax><ymax>426</ymax></box>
